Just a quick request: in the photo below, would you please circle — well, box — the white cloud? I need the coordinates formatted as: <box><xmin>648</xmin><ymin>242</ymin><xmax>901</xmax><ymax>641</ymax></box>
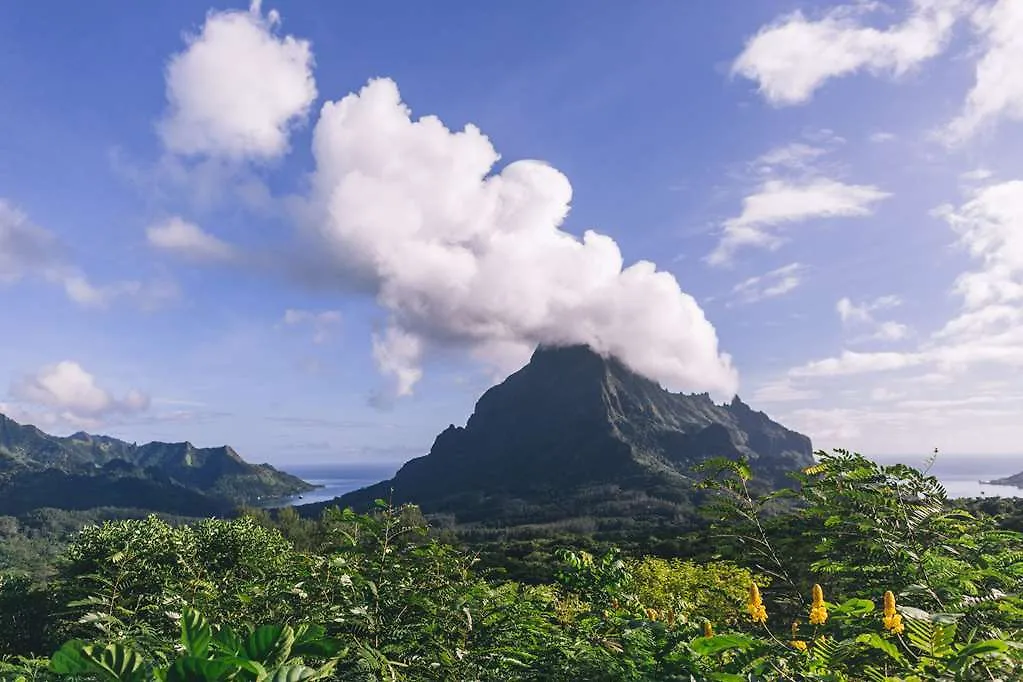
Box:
<box><xmin>306</xmin><ymin>78</ymin><xmax>737</xmax><ymax>397</ymax></box>
<box><xmin>709</xmin><ymin>178</ymin><xmax>890</xmax><ymax>265</ymax></box>
<box><xmin>732</xmin><ymin>262</ymin><xmax>804</xmax><ymax>303</ymax></box>
<box><xmin>281</xmin><ymin>308</ymin><xmax>342</xmax><ymax>344</ymax></box>
<box><xmin>0</xmin><ymin>199</ymin><xmax>63</xmax><ymax>282</ymax></box>
<box><xmin>773</xmin><ymin>179</ymin><xmax>1023</xmax><ymax>453</ymax></box>
<box><xmin>751</xmin><ymin>378</ymin><xmax>820</xmax><ymax>403</ymax></box>
<box><xmin>59</xmin><ymin>272</ymin><xmax>180</xmax><ymax>311</ymax></box>
<box><xmin>147</xmin><ymin>216</ymin><xmax>236</xmax><ymax>261</ymax></box>
<box><xmin>1</xmin><ymin>198</ymin><xmax>178</xmax><ymax>310</ymax></box>
<box><xmin>944</xmin><ymin>0</ymin><xmax>1023</xmax><ymax>144</ymax></box>
<box><xmin>753</xmin><ymin>143</ymin><xmax>827</xmax><ymax>172</ymax></box>
<box><xmin>7</xmin><ymin>361</ymin><xmax>150</xmax><ymax>429</ymax></box>
<box><xmin>733</xmin><ymin>0</ymin><xmax>970</xmax><ymax>106</ymax></box>
<box><xmin>873</xmin><ymin>320</ymin><xmax>911</xmax><ymax>341</ymax></box>
<box><xmin>869</xmin><ymin>131</ymin><xmax>898</xmax><ymax>143</ymax></box>
<box><xmin>159</xmin><ymin>0</ymin><xmax>317</xmax><ymax>160</ymax></box>
<box><xmin>790</xmin><ymin>349</ymin><xmax>928</xmax><ymax>377</ymax></box>
<box><xmin>936</xmin><ymin>180</ymin><xmax>1023</xmax><ymax>333</ymax></box>
<box><xmin>960</xmin><ymin>168</ymin><xmax>994</xmax><ymax>183</ymax></box>
<box><xmin>836</xmin><ymin>295</ymin><xmax>908</xmax><ymax>340</ymax></box>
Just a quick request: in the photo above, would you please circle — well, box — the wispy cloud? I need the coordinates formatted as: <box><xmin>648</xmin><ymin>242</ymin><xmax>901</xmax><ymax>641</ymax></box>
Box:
<box><xmin>731</xmin><ymin>262</ymin><xmax>805</xmax><ymax>303</ymax></box>
<box><xmin>732</xmin><ymin>0</ymin><xmax>970</xmax><ymax>106</ymax></box>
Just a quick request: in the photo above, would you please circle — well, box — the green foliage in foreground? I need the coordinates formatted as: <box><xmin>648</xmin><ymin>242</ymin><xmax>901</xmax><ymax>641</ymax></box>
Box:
<box><xmin>1</xmin><ymin>450</ymin><xmax>1022</xmax><ymax>680</ymax></box>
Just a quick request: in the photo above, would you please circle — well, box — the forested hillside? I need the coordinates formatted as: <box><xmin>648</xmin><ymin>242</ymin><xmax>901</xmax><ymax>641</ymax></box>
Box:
<box><xmin>2</xmin><ymin>450</ymin><xmax>1022</xmax><ymax>681</ymax></box>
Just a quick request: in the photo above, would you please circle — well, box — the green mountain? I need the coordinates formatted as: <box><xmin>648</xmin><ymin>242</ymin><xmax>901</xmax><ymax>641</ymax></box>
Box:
<box><xmin>0</xmin><ymin>414</ymin><xmax>314</xmax><ymax>515</ymax></box>
<box><xmin>304</xmin><ymin>345</ymin><xmax>813</xmax><ymax>530</ymax></box>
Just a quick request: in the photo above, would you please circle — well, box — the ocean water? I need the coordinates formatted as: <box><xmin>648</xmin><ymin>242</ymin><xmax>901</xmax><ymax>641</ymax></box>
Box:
<box><xmin>869</xmin><ymin>454</ymin><xmax>1023</xmax><ymax>499</ymax></box>
<box><xmin>268</xmin><ymin>463</ymin><xmax>401</xmax><ymax>508</ymax></box>
<box><xmin>271</xmin><ymin>454</ymin><xmax>1023</xmax><ymax>509</ymax></box>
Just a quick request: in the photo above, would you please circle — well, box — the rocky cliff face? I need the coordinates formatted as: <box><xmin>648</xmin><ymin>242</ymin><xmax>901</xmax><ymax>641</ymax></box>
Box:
<box><xmin>317</xmin><ymin>345</ymin><xmax>813</xmax><ymax>526</ymax></box>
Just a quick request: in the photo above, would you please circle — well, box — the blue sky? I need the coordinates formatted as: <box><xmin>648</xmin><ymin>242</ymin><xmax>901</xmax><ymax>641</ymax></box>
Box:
<box><xmin>2</xmin><ymin>0</ymin><xmax>1022</xmax><ymax>466</ymax></box>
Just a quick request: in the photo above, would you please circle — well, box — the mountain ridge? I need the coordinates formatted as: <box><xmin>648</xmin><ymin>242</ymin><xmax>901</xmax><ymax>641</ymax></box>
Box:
<box><xmin>0</xmin><ymin>413</ymin><xmax>314</xmax><ymax>515</ymax></box>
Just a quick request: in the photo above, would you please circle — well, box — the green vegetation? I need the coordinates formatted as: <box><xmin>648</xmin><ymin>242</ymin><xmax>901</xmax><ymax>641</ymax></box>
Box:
<box><xmin>1</xmin><ymin>449</ymin><xmax>1021</xmax><ymax>680</ymax></box>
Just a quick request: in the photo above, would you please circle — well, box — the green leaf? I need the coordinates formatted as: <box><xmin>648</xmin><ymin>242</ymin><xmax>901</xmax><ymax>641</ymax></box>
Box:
<box><xmin>834</xmin><ymin>598</ymin><xmax>875</xmax><ymax>616</ymax></box>
<box><xmin>856</xmin><ymin>633</ymin><xmax>906</xmax><ymax>665</ymax></box>
<box><xmin>180</xmin><ymin>609</ymin><xmax>213</xmax><ymax>658</ymax></box>
<box><xmin>165</xmin><ymin>657</ymin><xmax>234</xmax><ymax>682</ymax></box>
<box><xmin>689</xmin><ymin>634</ymin><xmax>758</xmax><ymax>656</ymax></box>
<box><xmin>49</xmin><ymin>641</ymin><xmax>94</xmax><ymax>675</ymax></box>
<box><xmin>245</xmin><ymin>624</ymin><xmax>295</xmax><ymax>668</ymax></box>
<box><xmin>81</xmin><ymin>644</ymin><xmax>147</xmax><ymax>682</ymax></box>
<box><xmin>212</xmin><ymin>625</ymin><xmax>243</xmax><ymax>656</ymax></box>
<box><xmin>268</xmin><ymin>665</ymin><xmax>321</xmax><ymax>682</ymax></box>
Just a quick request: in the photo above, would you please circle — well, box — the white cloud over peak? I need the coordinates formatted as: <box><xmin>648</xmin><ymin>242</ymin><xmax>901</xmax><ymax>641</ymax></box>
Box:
<box><xmin>6</xmin><ymin>361</ymin><xmax>150</xmax><ymax>429</ymax></box>
<box><xmin>306</xmin><ymin>78</ymin><xmax>737</xmax><ymax>398</ymax></box>
<box><xmin>147</xmin><ymin>216</ymin><xmax>236</xmax><ymax>262</ymax></box>
<box><xmin>944</xmin><ymin>0</ymin><xmax>1023</xmax><ymax>144</ymax></box>
<box><xmin>732</xmin><ymin>262</ymin><xmax>805</xmax><ymax>303</ymax></box>
<box><xmin>733</xmin><ymin>0</ymin><xmax>970</xmax><ymax>106</ymax></box>
<box><xmin>159</xmin><ymin>0</ymin><xmax>317</xmax><ymax>160</ymax></box>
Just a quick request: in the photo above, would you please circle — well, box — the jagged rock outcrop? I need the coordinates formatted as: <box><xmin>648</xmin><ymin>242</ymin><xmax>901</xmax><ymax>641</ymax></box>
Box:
<box><xmin>309</xmin><ymin>344</ymin><xmax>813</xmax><ymax>527</ymax></box>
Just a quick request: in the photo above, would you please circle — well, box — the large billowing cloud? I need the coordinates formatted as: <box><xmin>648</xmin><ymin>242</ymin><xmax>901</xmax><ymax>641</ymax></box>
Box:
<box><xmin>305</xmin><ymin>78</ymin><xmax>737</xmax><ymax>397</ymax></box>
<box><xmin>159</xmin><ymin>0</ymin><xmax>317</xmax><ymax>160</ymax></box>
<box><xmin>733</xmin><ymin>0</ymin><xmax>970</xmax><ymax>106</ymax></box>
<box><xmin>5</xmin><ymin>361</ymin><xmax>150</xmax><ymax>429</ymax></box>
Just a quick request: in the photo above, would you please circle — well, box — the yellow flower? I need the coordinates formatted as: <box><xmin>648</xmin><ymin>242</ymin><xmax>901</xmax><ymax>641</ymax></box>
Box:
<box><xmin>644</xmin><ymin>607</ymin><xmax>659</xmax><ymax>621</ymax></box>
<box><xmin>790</xmin><ymin>640</ymin><xmax>808</xmax><ymax>651</ymax></box>
<box><xmin>703</xmin><ymin>620</ymin><xmax>714</xmax><ymax>638</ymax></box>
<box><xmin>747</xmin><ymin>582</ymin><xmax>767</xmax><ymax>624</ymax></box>
<box><xmin>883</xmin><ymin>590</ymin><xmax>905</xmax><ymax>634</ymax></box>
<box><xmin>809</xmin><ymin>583</ymin><xmax>828</xmax><ymax>625</ymax></box>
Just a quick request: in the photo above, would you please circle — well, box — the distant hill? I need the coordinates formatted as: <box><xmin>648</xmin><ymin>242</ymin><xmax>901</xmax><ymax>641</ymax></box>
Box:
<box><xmin>984</xmin><ymin>471</ymin><xmax>1023</xmax><ymax>489</ymax></box>
<box><xmin>301</xmin><ymin>345</ymin><xmax>813</xmax><ymax>531</ymax></box>
<box><xmin>0</xmin><ymin>414</ymin><xmax>313</xmax><ymax>515</ymax></box>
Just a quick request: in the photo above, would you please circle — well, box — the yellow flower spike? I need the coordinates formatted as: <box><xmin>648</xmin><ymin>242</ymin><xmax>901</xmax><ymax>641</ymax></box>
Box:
<box><xmin>809</xmin><ymin>583</ymin><xmax>828</xmax><ymax>625</ymax></box>
<box><xmin>747</xmin><ymin>582</ymin><xmax>768</xmax><ymax>624</ymax></box>
<box><xmin>703</xmin><ymin>620</ymin><xmax>714</xmax><ymax>638</ymax></box>
<box><xmin>882</xmin><ymin>590</ymin><xmax>905</xmax><ymax>634</ymax></box>
<box><xmin>790</xmin><ymin>640</ymin><xmax>808</xmax><ymax>651</ymax></box>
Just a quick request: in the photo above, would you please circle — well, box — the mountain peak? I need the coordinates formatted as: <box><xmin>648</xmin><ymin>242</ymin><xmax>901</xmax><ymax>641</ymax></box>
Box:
<box><xmin>323</xmin><ymin>346</ymin><xmax>813</xmax><ymax>526</ymax></box>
